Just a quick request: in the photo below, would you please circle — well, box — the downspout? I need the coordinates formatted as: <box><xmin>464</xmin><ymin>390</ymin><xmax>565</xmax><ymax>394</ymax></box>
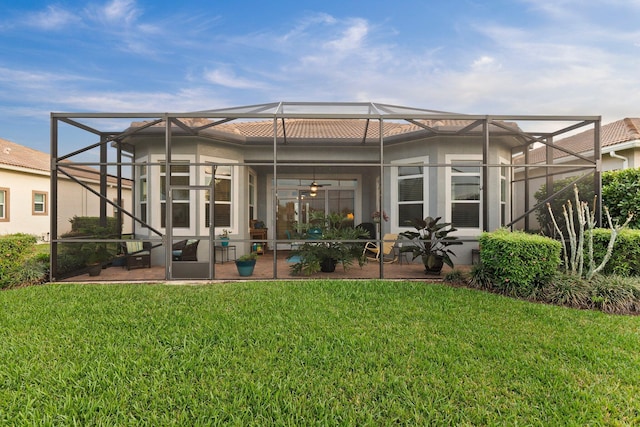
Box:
<box><xmin>609</xmin><ymin>151</ymin><xmax>628</xmax><ymax>169</ymax></box>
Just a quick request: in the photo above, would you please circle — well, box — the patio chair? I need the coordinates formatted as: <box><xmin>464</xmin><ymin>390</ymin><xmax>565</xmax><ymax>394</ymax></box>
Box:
<box><xmin>172</xmin><ymin>239</ymin><xmax>199</xmax><ymax>261</ymax></box>
<box><xmin>123</xmin><ymin>240</ymin><xmax>151</xmax><ymax>270</ymax></box>
<box><xmin>363</xmin><ymin>233</ymin><xmax>398</xmax><ymax>264</ymax></box>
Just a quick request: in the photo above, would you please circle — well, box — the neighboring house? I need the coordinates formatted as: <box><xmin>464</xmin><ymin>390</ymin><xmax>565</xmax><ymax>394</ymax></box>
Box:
<box><xmin>0</xmin><ymin>137</ymin><xmax>132</xmax><ymax>239</ymax></box>
<box><xmin>513</xmin><ymin>117</ymin><xmax>640</xmax><ymax>230</ymax></box>
<box><xmin>51</xmin><ymin>102</ymin><xmax>599</xmax><ymax>280</ymax></box>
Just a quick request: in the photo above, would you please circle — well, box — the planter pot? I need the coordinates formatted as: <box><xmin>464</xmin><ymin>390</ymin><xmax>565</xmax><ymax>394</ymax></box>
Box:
<box><xmin>220</xmin><ymin>237</ymin><xmax>229</xmax><ymax>247</ymax></box>
<box><xmin>235</xmin><ymin>259</ymin><xmax>256</xmax><ymax>277</ymax></box>
<box><xmin>422</xmin><ymin>254</ymin><xmax>444</xmax><ymax>275</ymax></box>
<box><xmin>88</xmin><ymin>264</ymin><xmax>102</xmax><ymax>276</ymax></box>
<box><xmin>320</xmin><ymin>258</ymin><xmax>338</xmax><ymax>273</ymax></box>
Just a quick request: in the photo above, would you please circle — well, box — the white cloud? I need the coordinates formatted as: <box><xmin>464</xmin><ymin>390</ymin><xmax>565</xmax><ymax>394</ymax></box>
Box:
<box><xmin>87</xmin><ymin>0</ymin><xmax>141</xmax><ymax>26</ymax></box>
<box><xmin>203</xmin><ymin>68</ymin><xmax>268</xmax><ymax>90</ymax></box>
<box><xmin>25</xmin><ymin>5</ymin><xmax>80</xmax><ymax>30</ymax></box>
<box><xmin>323</xmin><ymin>18</ymin><xmax>369</xmax><ymax>52</ymax></box>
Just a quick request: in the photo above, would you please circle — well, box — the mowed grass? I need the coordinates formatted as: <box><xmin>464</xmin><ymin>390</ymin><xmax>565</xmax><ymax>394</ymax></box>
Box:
<box><xmin>1</xmin><ymin>281</ymin><xmax>639</xmax><ymax>425</ymax></box>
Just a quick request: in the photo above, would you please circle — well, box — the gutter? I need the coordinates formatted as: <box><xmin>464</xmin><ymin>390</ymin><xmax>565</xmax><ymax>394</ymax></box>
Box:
<box><xmin>609</xmin><ymin>151</ymin><xmax>628</xmax><ymax>169</ymax></box>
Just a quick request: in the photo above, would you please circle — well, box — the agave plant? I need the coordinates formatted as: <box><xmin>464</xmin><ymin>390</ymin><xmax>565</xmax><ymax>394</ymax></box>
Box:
<box><xmin>400</xmin><ymin>216</ymin><xmax>462</xmax><ymax>274</ymax></box>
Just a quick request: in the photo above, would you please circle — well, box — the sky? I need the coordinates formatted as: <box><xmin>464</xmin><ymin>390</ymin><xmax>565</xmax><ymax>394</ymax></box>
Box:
<box><xmin>1</xmin><ymin>0</ymin><xmax>639</xmax><ymax>153</ymax></box>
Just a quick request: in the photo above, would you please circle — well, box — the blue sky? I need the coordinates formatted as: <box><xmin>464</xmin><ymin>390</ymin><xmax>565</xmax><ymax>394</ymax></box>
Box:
<box><xmin>1</xmin><ymin>0</ymin><xmax>639</xmax><ymax>153</ymax></box>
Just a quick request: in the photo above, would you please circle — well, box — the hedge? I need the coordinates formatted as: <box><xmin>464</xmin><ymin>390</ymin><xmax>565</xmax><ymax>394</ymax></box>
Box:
<box><xmin>0</xmin><ymin>234</ymin><xmax>38</xmax><ymax>288</ymax></box>
<box><xmin>479</xmin><ymin>229</ymin><xmax>561</xmax><ymax>297</ymax></box>
<box><xmin>590</xmin><ymin>228</ymin><xmax>640</xmax><ymax>276</ymax></box>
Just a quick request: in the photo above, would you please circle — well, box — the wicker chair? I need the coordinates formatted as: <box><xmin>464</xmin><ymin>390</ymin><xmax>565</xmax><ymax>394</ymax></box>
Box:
<box><xmin>172</xmin><ymin>239</ymin><xmax>199</xmax><ymax>261</ymax></box>
<box><xmin>123</xmin><ymin>241</ymin><xmax>151</xmax><ymax>270</ymax></box>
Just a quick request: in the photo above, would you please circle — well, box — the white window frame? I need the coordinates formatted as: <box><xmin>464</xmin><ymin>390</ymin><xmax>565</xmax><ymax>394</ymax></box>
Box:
<box><xmin>248</xmin><ymin>169</ymin><xmax>257</xmax><ymax>221</ymax></box>
<box><xmin>445</xmin><ymin>154</ymin><xmax>483</xmax><ymax>235</ymax></box>
<box><xmin>201</xmin><ymin>156</ymin><xmax>239</xmax><ymax>236</ymax></box>
<box><xmin>33</xmin><ymin>191</ymin><xmax>48</xmax><ymax>216</ymax></box>
<box><xmin>499</xmin><ymin>157</ymin><xmax>510</xmax><ymax>227</ymax></box>
<box><xmin>150</xmin><ymin>154</ymin><xmax>195</xmax><ymax>235</ymax></box>
<box><xmin>0</xmin><ymin>188</ymin><xmax>8</xmax><ymax>222</ymax></box>
<box><xmin>136</xmin><ymin>157</ymin><xmax>148</xmax><ymax>229</ymax></box>
<box><xmin>390</xmin><ymin>156</ymin><xmax>429</xmax><ymax>233</ymax></box>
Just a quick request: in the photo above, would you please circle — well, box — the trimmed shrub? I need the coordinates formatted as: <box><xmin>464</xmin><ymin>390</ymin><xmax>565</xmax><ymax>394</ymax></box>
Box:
<box><xmin>479</xmin><ymin>229</ymin><xmax>561</xmax><ymax>297</ymax></box>
<box><xmin>590</xmin><ymin>228</ymin><xmax>640</xmax><ymax>276</ymax></box>
<box><xmin>0</xmin><ymin>234</ymin><xmax>38</xmax><ymax>289</ymax></box>
<box><xmin>602</xmin><ymin>167</ymin><xmax>640</xmax><ymax>229</ymax></box>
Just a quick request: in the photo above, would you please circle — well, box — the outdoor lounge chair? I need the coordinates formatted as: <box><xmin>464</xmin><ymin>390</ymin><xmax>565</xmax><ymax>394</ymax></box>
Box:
<box><xmin>363</xmin><ymin>233</ymin><xmax>398</xmax><ymax>264</ymax></box>
<box><xmin>123</xmin><ymin>240</ymin><xmax>151</xmax><ymax>270</ymax></box>
<box><xmin>172</xmin><ymin>239</ymin><xmax>199</xmax><ymax>261</ymax></box>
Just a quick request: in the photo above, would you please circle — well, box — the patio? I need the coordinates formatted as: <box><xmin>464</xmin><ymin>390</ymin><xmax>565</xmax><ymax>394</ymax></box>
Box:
<box><xmin>59</xmin><ymin>250</ymin><xmax>466</xmax><ymax>283</ymax></box>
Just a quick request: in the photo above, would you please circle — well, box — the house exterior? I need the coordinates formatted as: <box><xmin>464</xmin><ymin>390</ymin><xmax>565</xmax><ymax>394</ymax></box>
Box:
<box><xmin>0</xmin><ymin>137</ymin><xmax>132</xmax><ymax>240</ymax></box>
<box><xmin>50</xmin><ymin>102</ymin><xmax>600</xmax><ymax>280</ymax></box>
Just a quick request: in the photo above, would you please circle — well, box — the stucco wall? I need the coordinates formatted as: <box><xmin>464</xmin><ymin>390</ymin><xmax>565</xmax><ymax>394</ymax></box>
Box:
<box><xmin>0</xmin><ymin>168</ymin><xmax>50</xmax><ymax>240</ymax></box>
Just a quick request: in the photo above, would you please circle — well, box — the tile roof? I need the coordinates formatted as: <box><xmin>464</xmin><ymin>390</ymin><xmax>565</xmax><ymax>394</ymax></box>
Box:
<box><xmin>134</xmin><ymin>118</ymin><xmax>519</xmax><ymax>141</ymax></box>
<box><xmin>0</xmin><ymin>137</ymin><xmax>50</xmax><ymax>172</ymax></box>
<box><xmin>521</xmin><ymin>118</ymin><xmax>640</xmax><ymax>163</ymax></box>
<box><xmin>0</xmin><ymin>137</ymin><xmax>130</xmax><ymax>185</ymax></box>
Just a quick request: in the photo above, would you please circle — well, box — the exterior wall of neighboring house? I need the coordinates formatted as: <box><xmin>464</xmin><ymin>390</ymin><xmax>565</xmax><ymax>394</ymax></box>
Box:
<box><xmin>0</xmin><ymin>165</ymin><xmax>51</xmax><ymax>240</ymax></box>
<box><xmin>56</xmin><ymin>177</ymin><xmax>133</xmax><ymax>236</ymax></box>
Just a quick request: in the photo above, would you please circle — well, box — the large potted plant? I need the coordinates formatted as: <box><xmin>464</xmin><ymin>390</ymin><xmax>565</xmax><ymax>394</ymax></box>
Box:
<box><xmin>400</xmin><ymin>216</ymin><xmax>462</xmax><ymax>274</ymax></box>
<box><xmin>289</xmin><ymin>212</ymin><xmax>369</xmax><ymax>275</ymax></box>
<box><xmin>235</xmin><ymin>252</ymin><xmax>258</xmax><ymax>277</ymax></box>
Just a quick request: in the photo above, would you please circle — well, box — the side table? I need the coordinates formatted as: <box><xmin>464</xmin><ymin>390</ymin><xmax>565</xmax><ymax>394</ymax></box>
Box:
<box><xmin>214</xmin><ymin>245</ymin><xmax>236</xmax><ymax>264</ymax></box>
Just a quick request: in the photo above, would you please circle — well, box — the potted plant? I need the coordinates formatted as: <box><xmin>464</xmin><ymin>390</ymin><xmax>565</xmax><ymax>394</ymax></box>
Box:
<box><xmin>219</xmin><ymin>229</ymin><xmax>230</xmax><ymax>247</ymax></box>
<box><xmin>235</xmin><ymin>252</ymin><xmax>258</xmax><ymax>277</ymax></box>
<box><xmin>289</xmin><ymin>212</ymin><xmax>369</xmax><ymax>275</ymax></box>
<box><xmin>84</xmin><ymin>242</ymin><xmax>116</xmax><ymax>276</ymax></box>
<box><xmin>400</xmin><ymin>216</ymin><xmax>462</xmax><ymax>275</ymax></box>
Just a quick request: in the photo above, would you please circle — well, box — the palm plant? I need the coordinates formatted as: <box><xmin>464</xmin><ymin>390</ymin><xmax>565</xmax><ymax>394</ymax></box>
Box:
<box><xmin>400</xmin><ymin>216</ymin><xmax>462</xmax><ymax>273</ymax></box>
<box><xmin>289</xmin><ymin>212</ymin><xmax>369</xmax><ymax>275</ymax></box>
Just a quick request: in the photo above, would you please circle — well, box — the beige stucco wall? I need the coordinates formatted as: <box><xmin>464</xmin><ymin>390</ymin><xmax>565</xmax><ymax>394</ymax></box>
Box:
<box><xmin>0</xmin><ymin>167</ymin><xmax>50</xmax><ymax>240</ymax></box>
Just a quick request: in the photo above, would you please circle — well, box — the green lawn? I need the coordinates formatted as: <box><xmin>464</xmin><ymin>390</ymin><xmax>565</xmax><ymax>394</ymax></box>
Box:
<box><xmin>1</xmin><ymin>281</ymin><xmax>638</xmax><ymax>425</ymax></box>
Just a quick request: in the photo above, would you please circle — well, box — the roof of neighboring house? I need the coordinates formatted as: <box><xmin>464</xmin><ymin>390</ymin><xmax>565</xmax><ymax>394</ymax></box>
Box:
<box><xmin>0</xmin><ymin>137</ymin><xmax>131</xmax><ymax>186</ymax></box>
<box><xmin>0</xmin><ymin>137</ymin><xmax>51</xmax><ymax>172</ymax></box>
<box><xmin>521</xmin><ymin>118</ymin><xmax>640</xmax><ymax>164</ymax></box>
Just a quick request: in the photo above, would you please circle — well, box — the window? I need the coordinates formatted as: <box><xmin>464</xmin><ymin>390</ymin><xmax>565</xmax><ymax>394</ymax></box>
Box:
<box><xmin>391</xmin><ymin>156</ymin><xmax>428</xmax><ymax>230</ymax></box>
<box><xmin>0</xmin><ymin>188</ymin><xmax>8</xmax><ymax>221</ymax></box>
<box><xmin>248</xmin><ymin>170</ymin><xmax>256</xmax><ymax>220</ymax></box>
<box><xmin>160</xmin><ymin>161</ymin><xmax>191</xmax><ymax>228</ymax></box>
<box><xmin>138</xmin><ymin>164</ymin><xmax>148</xmax><ymax>226</ymax></box>
<box><xmin>32</xmin><ymin>191</ymin><xmax>47</xmax><ymax>215</ymax></box>
<box><xmin>205</xmin><ymin>163</ymin><xmax>232</xmax><ymax>228</ymax></box>
<box><xmin>447</xmin><ymin>155</ymin><xmax>482</xmax><ymax>230</ymax></box>
<box><xmin>500</xmin><ymin>161</ymin><xmax>509</xmax><ymax>227</ymax></box>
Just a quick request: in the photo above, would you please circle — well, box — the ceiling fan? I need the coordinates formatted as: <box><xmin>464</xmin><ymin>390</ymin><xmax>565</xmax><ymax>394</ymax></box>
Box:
<box><xmin>308</xmin><ymin>168</ymin><xmax>324</xmax><ymax>197</ymax></box>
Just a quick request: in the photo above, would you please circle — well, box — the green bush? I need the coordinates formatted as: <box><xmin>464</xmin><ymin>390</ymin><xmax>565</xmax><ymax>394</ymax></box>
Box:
<box><xmin>590</xmin><ymin>228</ymin><xmax>640</xmax><ymax>276</ymax></box>
<box><xmin>534</xmin><ymin>174</ymin><xmax>595</xmax><ymax>236</ymax></box>
<box><xmin>0</xmin><ymin>234</ymin><xmax>39</xmax><ymax>289</ymax></box>
<box><xmin>602</xmin><ymin>167</ymin><xmax>640</xmax><ymax>229</ymax></box>
<box><xmin>57</xmin><ymin>216</ymin><xmax>120</xmax><ymax>276</ymax></box>
<box><xmin>479</xmin><ymin>229</ymin><xmax>561</xmax><ymax>297</ymax></box>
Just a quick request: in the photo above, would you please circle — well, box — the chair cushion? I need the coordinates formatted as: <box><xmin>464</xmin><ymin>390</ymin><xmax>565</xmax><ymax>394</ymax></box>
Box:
<box><xmin>126</xmin><ymin>241</ymin><xmax>144</xmax><ymax>253</ymax></box>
